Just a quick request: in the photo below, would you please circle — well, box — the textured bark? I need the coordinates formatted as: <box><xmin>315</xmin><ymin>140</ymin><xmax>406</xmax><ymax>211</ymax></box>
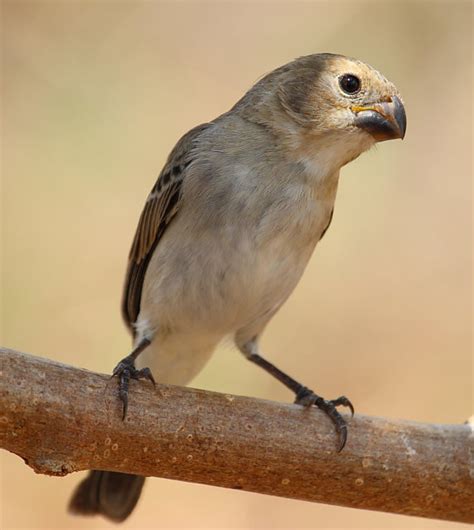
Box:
<box><xmin>0</xmin><ymin>347</ymin><xmax>472</xmax><ymax>523</ymax></box>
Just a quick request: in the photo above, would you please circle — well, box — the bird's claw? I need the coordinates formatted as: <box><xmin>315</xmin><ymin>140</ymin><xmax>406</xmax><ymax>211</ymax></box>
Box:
<box><xmin>294</xmin><ymin>386</ymin><xmax>354</xmax><ymax>452</ymax></box>
<box><xmin>111</xmin><ymin>355</ymin><xmax>155</xmax><ymax>420</ymax></box>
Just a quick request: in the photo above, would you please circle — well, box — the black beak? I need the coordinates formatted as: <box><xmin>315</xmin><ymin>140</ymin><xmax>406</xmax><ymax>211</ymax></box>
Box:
<box><xmin>353</xmin><ymin>95</ymin><xmax>406</xmax><ymax>142</ymax></box>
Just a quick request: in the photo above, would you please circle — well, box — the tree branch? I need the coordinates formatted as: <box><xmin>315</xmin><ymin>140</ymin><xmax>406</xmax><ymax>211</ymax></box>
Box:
<box><xmin>0</xmin><ymin>347</ymin><xmax>472</xmax><ymax>523</ymax></box>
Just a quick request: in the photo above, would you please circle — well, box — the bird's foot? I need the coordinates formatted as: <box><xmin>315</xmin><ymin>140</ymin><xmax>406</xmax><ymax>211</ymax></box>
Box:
<box><xmin>111</xmin><ymin>355</ymin><xmax>155</xmax><ymax>420</ymax></box>
<box><xmin>294</xmin><ymin>386</ymin><xmax>354</xmax><ymax>452</ymax></box>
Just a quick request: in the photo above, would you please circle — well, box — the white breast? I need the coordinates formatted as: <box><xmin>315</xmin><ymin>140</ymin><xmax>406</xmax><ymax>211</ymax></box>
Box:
<box><xmin>135</xmin><ymin>147</ymin><xmax>340</xmax><ymax>384</ymax></box>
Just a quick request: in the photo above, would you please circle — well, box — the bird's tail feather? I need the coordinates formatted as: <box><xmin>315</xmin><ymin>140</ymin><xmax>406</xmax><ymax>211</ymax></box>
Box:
<box><xmin>68</xmin><ymin>470</ymin><xmax>145</xmax><ymax>522</ymax></box>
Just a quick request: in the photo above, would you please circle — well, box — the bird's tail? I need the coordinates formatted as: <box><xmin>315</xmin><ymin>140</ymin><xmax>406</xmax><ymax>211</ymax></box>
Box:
<box><xmin>68</xmin><ymin>470</ymin><xmax>145</xmax><ymax>522</ymax></box>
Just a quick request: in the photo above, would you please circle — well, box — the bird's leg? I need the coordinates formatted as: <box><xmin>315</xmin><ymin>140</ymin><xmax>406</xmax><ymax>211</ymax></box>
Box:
<box><xmin>111</xmin><ymin>338</ymin><xmax>155</xmax><ymax>420</ymax></box>
<box><xmin>241</xmin><ymin>341</ymin><xmax>353</xmax><ymax>451</ymax></box>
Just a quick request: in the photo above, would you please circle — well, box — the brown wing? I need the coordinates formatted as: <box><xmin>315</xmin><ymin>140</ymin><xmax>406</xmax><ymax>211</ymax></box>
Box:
<box><xmin>319</xmin><ymin>208</ymin><xmax>334</xmax><ymax>242</ymax></box>
<box><xmin>122</xmin><ymin>123</ymin><xmax>210</xmax><ymax>333</ymax></box>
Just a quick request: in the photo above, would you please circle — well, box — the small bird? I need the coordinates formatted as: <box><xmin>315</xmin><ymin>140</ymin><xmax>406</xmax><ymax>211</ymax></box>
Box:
<box><xmin>69</xmin><ymin>53</ymin><xmax>406</xmax><ymax>521</ymax></box>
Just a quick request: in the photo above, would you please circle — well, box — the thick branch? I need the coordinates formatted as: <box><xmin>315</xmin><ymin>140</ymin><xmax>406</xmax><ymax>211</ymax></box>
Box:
<box><xmin>0</xmin><ymin>347</ymin><xmax>472</xmax><ymax>523</ymax></box>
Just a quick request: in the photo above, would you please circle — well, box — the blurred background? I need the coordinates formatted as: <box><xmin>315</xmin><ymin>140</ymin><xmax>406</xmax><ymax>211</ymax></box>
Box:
<box><xmin>1</xmin><ymin>0</ymin><xmax>472</xmax><ymax>529</ymax></box>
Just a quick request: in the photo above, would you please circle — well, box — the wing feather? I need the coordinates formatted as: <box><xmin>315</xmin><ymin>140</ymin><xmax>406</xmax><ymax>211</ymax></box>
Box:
<box><xmin>122</xmin><ymin>123</ymin><xmax>210</xmax><ymax>333</ymax></box>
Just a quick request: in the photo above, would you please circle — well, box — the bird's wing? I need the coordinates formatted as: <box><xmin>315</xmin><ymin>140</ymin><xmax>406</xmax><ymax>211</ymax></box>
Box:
<box><xmin>122</xmin><ymin>123</ymin><xmax>210</xmax><ymax>333</ymax></box>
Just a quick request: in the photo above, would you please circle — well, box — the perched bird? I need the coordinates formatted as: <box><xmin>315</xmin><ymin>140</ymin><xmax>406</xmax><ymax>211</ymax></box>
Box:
<box><xmin>69</xmin><ymin>53</ymin><xmax>406</xmax><ymax>521</ymax></box>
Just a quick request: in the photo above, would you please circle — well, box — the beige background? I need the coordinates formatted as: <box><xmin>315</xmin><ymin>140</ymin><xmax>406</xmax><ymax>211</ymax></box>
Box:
<box><xmin>1</xmin><ymin>0</ymin><xmax>472</xmax><ymax>529</ymax></box>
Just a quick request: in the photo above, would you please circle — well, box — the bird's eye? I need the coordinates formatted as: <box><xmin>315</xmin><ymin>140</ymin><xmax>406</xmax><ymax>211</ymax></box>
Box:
<box><xmin>339</xmin><ymin>74</ymin><xmax>361</xmax><ymax>95</ymax></box>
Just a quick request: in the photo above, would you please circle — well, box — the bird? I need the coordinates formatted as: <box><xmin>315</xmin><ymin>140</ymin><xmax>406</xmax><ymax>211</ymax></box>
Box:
<box><xmin>69</xmin><ymin>52</ymin><xmax>406</xmax><ymax>522</ymax></box>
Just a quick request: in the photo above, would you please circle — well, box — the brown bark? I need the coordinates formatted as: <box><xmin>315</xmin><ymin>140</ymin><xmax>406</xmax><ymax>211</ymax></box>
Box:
<box><xmin>0</xmin><ymin>347</ymin><xmax>472</xmax><ymax>523</ymax></box>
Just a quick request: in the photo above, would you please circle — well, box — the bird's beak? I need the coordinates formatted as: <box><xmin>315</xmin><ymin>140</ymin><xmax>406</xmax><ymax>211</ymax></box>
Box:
<box><xmin>352</xmin><ymin>95</ymin><xmax>406</xmax><ymax>141</ymax></box>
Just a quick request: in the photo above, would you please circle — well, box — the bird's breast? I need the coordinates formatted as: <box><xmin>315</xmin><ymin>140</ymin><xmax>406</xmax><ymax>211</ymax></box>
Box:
<box><xmin>142</xmin><ymin>174</ymin><xmax>336</xmax><ymax>337</ymax></box>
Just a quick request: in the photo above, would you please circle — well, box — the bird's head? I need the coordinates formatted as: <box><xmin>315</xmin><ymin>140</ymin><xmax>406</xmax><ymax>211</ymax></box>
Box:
<box><xmin>286</xmin><ymin>54</ymin><xmax>405</xmax><ymax>138</ymax></box>
<box><xmin>238</xmin><ymin>53</ymin><xmax>406</xmax><ymax>172</ymax></box>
